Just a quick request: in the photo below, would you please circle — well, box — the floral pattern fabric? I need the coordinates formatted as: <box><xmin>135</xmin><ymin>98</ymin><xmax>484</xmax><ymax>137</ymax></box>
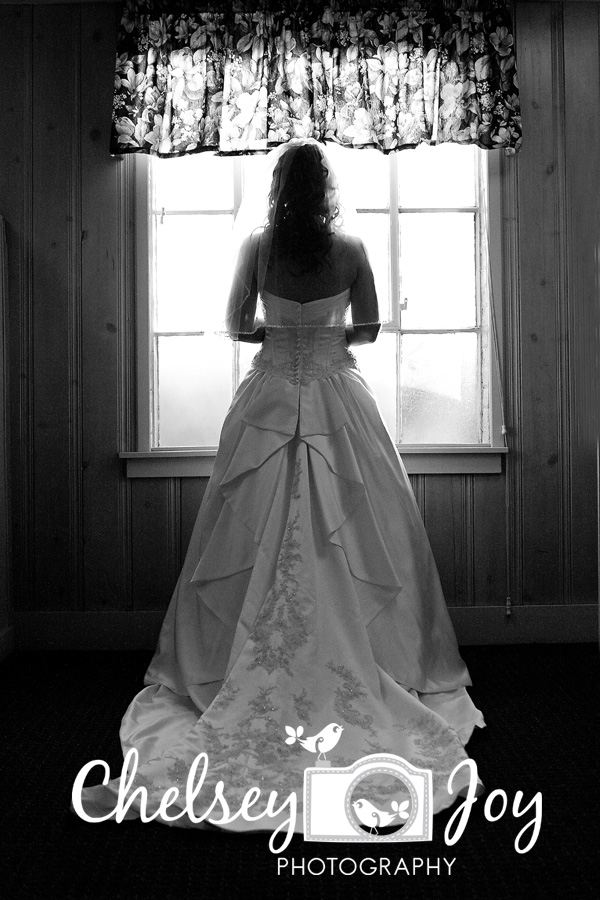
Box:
<box><xmin>112</xmin><ymin>0</ymin><xmax>521</xmax><ymax>156</ymax></box>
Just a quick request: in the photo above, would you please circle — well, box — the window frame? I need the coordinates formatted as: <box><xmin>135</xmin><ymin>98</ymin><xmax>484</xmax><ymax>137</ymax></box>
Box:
<box><xmin>123</xmin><ymin>148</ymin><xmax>507</xmax><ymax>477</ymax></box>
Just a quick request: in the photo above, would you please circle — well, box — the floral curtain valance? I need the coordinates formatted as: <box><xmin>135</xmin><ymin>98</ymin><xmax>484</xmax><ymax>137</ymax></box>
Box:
<box><xmin>112</xmin><ymin>0</ymin><xmax>521</xmax><ymax>156</ymax></box>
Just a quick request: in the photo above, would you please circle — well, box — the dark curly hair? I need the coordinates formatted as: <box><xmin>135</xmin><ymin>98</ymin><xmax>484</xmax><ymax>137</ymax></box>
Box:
<box><xmin>265</xmin><ymin>141</ymin><xmax>340</xmax><ymax>273</ymax></box>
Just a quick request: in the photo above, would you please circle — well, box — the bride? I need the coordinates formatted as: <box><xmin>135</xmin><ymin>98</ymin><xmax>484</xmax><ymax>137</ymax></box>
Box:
<box><xmin>75</xmin><ymin>139</ymin><xmax>484</xmax><ymax>839</ymax></box>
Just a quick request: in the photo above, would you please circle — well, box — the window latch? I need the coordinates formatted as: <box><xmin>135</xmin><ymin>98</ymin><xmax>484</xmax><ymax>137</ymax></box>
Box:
<box><xmin>399</xmin><ymin>297</ymin><xmax>408</xmax><ymax>311</ymax></box>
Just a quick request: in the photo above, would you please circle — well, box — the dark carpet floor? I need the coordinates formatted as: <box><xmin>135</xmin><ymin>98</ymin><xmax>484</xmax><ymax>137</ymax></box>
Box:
<box><xmin>1</xmin><ymin>644</ymin><xmax>598</xmax><ymax>900</ymax></box>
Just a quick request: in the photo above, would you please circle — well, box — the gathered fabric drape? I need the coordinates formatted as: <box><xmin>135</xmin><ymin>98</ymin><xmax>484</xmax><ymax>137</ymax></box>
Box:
<box><xmin>112</xmin><ymin>0</ymin><xmax>521</xmax><ymax>156</ymax></box>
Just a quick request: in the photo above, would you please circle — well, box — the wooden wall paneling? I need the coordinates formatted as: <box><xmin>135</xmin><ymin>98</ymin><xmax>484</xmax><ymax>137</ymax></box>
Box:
<box><xmin>30</xmin><ymin>4</ymin><xmax>82</xmax><ymax>609</ymax></box>
<box><xmin>130</xmin><ymin>478</ymin><xmax>176</xmax><ymax>610</ymax></box>
<box><xmin>423</xmin><ymin>474</ymin><xmax>469</xmax><ymax>607</ymax></box>
<box><xmin>550</xmin><ymin>2</ymin><xmax>572</xmax><ymax>606</ymax></box>
<box><xmin>462</xmin><ymin>474</ymin><xmax>475</xmax><ymax>605</ymax></box>
<box><xmin>472</xmin><ymin>471</ymin><xmax>508</xmax><ymax>605</ymax></box>
<box><xmin>166</xmin><ymin>476</ymin><xmax>181</xmax><ymax>588</ymax></box>
<box><xmin>80</xmin><ymin>3</ymin><xmax>131</xmax><ymax>609</ymax></box>
<box><xmin>0</xmin><ymin>0</ymin><xmax>595</xmax><ymax>641</ymax></box>
<box><xmin>562</xmin><ymin>1</ymin><xmax>600</xmax><ymax>604</ymax></box>
<box><xmin>1</xmin><ymin>5</ymin><xmax>33</xmax><ymax>614</ymax></box>
<box><xmin>514</xmin><ymin>3</ymin><xmax>563</xmax><ymax>605</ymax></box>
<box><xmin>117</xmin><ymin>155</ymin><xmax>137</xmax><ymax>606</ymax></box>
<box><xmin>180</xmin><ymin>477</ymin><xmax>209</xmax><ymax>565</ymax></box>
<box><xmin>0</xmin><ymin>219</ymin><xmax>12</xmax><ymax>656</ymax></box>
<box><xmin>501</xmin><ymin>146</ymin><xmax>523</xmax><ymax>608</ymax></box>
<box><xmin>408</xmin><ymin>473</ymin><xmax>426</xmax><ymax>520</ymax></box>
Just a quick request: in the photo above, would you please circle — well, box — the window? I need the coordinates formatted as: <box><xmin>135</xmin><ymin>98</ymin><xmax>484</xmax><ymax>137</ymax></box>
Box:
<box><xmin>129</xmin><ymin>144</ymin><xmax>506</xmax><ymax>476</ymax></box>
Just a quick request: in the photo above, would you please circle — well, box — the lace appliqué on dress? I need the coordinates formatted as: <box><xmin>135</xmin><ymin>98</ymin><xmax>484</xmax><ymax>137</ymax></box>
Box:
<box><xmin>246</xmin><ymin>457</ymin><xmax>311</xmax><ymax>677</ymax></box>
<box><xmin>326</xmin><ymin>661</ymin><xmax>378</xmax><ymax>740</ymax></box>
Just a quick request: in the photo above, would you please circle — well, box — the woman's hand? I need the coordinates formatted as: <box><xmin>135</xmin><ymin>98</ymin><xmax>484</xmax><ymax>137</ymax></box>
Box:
<box><xmin>345</xmin><ymin>323</ymin><xmax>380</xmax><ymax>346</ymax></box>
<box><xmin>236</xmin><ymin>323</ymin><xmax>266</xmax><ymax>343</ymax></box>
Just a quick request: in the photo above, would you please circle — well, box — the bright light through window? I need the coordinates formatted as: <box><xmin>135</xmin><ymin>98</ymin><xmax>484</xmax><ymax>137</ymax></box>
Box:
<box><xmin>146</xmin><ymin>143</ymin><xmax>491</xmax><ymax>449</ymax></box>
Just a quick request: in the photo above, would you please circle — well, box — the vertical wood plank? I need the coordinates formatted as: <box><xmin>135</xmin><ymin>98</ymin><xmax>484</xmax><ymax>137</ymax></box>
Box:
<box><xmin>130</xmin><ymin>479</ymin><xmax>176</xmax><ymax>610</ymax></box>
<box><xmin>0</xmin><ymin>219</ymin><xmax>11</xmax><ymax>638</ymax></box>
<box><xmin>501</xmin><ymin>145</ymin><xmax>523</xmax><ymax>608</ymax></box>
<box><xmin>513</xmin><ymin>2</ymin><xmax>563</xmax><ymax>605</ymax></box>
<box><xmin>550</xmin><ymin>3</ymin><xmax>571</xmax><ymax>605</ymax></box>
<box><xmin>423</xmin><ymin>474</ymin><xmax>467</xmax><ymax>607</ymax></box>
<box><xmin>473</xmin><ymin>471</ymin><xmax>508</xmax><ymax>605</ymax></box>
<box><xmin>0</xmin><ymin>5</ymin><xmax>34</xmax><ymax>613</ymax></box>
<box><xmin>408</xmin><ymin>473</ymin><xmax>426</xmax><ymax>521</ymax></box>
<box><xmin>80</xmin><ymin>2</ymin><xmax>131</xmax><ymax>609</ymax></box>
<box><xmin>179</xmin><ymin>477</ymin><xmax>208</xmax><ymax>565</ymax></box>
<box><xmin>562</xmin><ymin>1</ymin><xmax>600</xmax><ymax>604</ymax></box>
<box><xmin>31</xmin><ymin>4</ymin><xmax>82</xmax><ymax>609</ymax></box>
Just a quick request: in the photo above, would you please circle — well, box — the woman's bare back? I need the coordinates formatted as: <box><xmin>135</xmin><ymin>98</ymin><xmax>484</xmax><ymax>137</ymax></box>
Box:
<box><xmin>227</xmin><ymin>229</ymin><xmax>379</xmax><ymax>343</ymax></box>
<box><xmin>261</xmin><ymin>231</ymin><xmax>360</xmax><ymax>303</ymax></box>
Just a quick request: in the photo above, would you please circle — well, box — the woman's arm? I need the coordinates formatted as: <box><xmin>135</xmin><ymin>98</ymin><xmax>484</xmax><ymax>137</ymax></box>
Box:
<box><xmin>345</xmin><ymin>236</ymin><xmax>381</xmax><ymax>346</ymax></box>
<box><xmin>226</xmin><ymin>232</ymin><xmax>265</xmax><ymax>343</ymax></box>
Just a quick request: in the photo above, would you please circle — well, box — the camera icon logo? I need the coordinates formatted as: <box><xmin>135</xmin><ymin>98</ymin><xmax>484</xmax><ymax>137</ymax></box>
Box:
<box><xmin>303</xmin><ymin>753</ymin><xmax>432</xmax><ymax>843</ymax></box>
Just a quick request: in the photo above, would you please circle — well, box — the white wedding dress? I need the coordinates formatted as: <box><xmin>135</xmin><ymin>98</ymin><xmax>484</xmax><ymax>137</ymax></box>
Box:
<box><xmin>78</xmin><ymin>288</ymin><xmax>484</xmax><ymax>835</ymax></box>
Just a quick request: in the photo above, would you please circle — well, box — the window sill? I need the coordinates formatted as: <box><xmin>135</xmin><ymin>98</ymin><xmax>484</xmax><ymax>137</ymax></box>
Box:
<box><xmin>121</xmin><ymin>446</ymin><xmax>508</xmax><ymax>478</ymax></box>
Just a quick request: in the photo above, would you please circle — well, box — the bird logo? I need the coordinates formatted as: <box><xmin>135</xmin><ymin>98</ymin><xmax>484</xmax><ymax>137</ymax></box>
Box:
<box><xmin>284</xmin><ymin>722</ymin><xmax>344</xmax><ymax>760</ymax></box>
<box><xmin>351</xmin><ymin>798</ymin><xmax>411</xmax><ymax>834</ymax></box>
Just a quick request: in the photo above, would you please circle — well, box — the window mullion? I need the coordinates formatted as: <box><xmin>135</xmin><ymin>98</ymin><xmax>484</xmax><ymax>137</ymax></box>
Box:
<box><xmin>135</xmin><ymin>154</ymin><xmax>152</xmax><ymax>451</ymax></box>
<box><xmin>232</xmin><ymin>159</ymin><xmax>244</xmax><ymax>392</ymax></box>
<box><xmin>389</xmin><ymin>154</ymin><xmax>400</xmax><ymax>330</ymax></box>
<box><xmin>476</xmin><ymin>150</ymin><xmax>487</xmax><ymax>443</ymax></box>
<box><xmin>388</xmin><ymin>153</ymin><xmax>402</xmax><ymax>443</ymax></box>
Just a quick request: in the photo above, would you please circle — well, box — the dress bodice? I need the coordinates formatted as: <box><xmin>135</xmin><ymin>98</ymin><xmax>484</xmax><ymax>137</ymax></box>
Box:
<box><xmin>251</xmin><ymin>288</ymin><xmax>356</xmax><ymax>385</ymax></box>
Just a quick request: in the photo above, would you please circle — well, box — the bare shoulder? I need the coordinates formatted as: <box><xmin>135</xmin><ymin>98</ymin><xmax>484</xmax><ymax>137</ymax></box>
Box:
<box><xmin>239</xmin><ymin>229</ymin><xmax>262</xmax><ymax>254</ymax></box>
<box><xmin>333</xmin><ymin>231</ymin><xmax>364</xmax><ymax>255</ymax></box>
<box><xmin>331</xmin><ymin>231</ymin><xmax>366</xmax><ymax>276</ymax></box>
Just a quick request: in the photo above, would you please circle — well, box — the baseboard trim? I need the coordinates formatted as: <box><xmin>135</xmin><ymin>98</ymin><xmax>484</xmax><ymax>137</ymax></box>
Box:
<box><xmin>14</xmin><ymin>611</ymin><xmax>164</xmax><ymax>651</ymax></box>
<box><xmin>0</xmin><ymin>623</ymin><xmax>14</xmax><ymax>660</ymax></box>
<box><xmin>10</xmin><ymin>604</ymin><xmax>599</xmax><ymax>651</ymax></box>
<box><xmin>448</xmin><ymin>604</ymin><xmax>598</xmax><ymax>644</ymax></box>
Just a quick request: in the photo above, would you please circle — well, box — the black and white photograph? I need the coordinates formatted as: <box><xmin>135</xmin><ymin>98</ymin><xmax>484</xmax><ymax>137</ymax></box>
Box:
<box><xmin>0</xmin><ymin>1</ymin><xmax>598</xmax><ymax>898</ymax></box>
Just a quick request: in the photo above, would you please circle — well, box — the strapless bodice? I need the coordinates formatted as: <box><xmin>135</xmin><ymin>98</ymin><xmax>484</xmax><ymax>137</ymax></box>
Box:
<box><xmin>251</xmin><ymin>288</ymin><xmax>356</xmax><ymax>385</ymax></box>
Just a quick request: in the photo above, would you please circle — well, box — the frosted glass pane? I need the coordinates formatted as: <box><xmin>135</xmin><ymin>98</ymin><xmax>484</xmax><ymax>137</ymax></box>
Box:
<box><xmin>242</xmin><ymin>153</ymin><xmax>272</xmax><ymax>194</ymax></box>
<box><xmin>156</xmin><ymin>335</ymin><xmax>233</xmax><ymax>447</ymax></box>
<box><xmin>398</xmin><ymin>144</ymin><xmax>476</xmax><ymax>208</ymax></box>
<box><xmin>326</xmin><ymin>143</ymin><xmax>389</xmax><ymax>210</ymax></box>
<box><xmin>353</xmin><ymin>213</ymin><xmax>390</xmax><ymax>322</ymax></box>
<box><xmin>399</xmin><ymin>213</ymin><xmax>476</xmax><ymax>330</ymax></box>
<box><xmin>153</xmin><ymin>154</ymin><xmax>234</xmax><ymax>211</ymax></box>
<box><xmin>400</xmin><ymin>333</ymin><xmax>480</xmax><ymax>443</ymax></box>
<box><xmin>353</xmin><ymin>333</ymin><xmax>397</xmax><ymax>440</ymax></box>
<box><xmin>156</xmin><ymin>215</ymin><xmax>234</xmax><ymax>332</ymax></box>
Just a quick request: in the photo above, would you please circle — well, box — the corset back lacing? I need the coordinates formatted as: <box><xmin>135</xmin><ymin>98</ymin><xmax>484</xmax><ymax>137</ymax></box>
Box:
<box><xmin>249</xmin><ymin>290</ymin><xmax>362</xmax><ymax>385</ymax></box>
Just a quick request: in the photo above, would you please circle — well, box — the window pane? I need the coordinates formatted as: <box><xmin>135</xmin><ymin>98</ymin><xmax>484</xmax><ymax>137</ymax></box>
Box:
<box><xmin>353</xmin><ymin>212</ymin><xmax>391</xmax><ymax>322</ymax></box>
<box><xmin>155</xmin><ymin>215</ymin><xmax>234</xmax><ymax>332</ymax></box>
<box><xmin>326</xmin><ymin>143</ymin><xmax>389</xmax><ymax>210</ymax></box>
<box><xmin>153</xmin><ymin>154</ymin><xmax>234</xmax><ymax>211</ymax></box>
<box><xmin>399</xmin><ymin>213</ymin><xmax>476</xmax><ymax>330</ymax></box>
<box><xmin>398</xmin><ymin>144</ymin><xmax>476</xmax><ymax>208</ymax></box>
<box><xmin>400</xmin><ymin>333</ymin><xmax>480</xmax><ymax>443</ymax></box>
<box><xmin>353</xmin><ymin>333</ymin><xmax>397</xmax><ymax>440</ymax></box>
<box><xmin>242</xmin><ymin>153</ymin><xmax>272</xmax><ymax>194</ymax></box>
<box><xmin>156</xmin><ymin>335</ymin><xmax>233</xmax><ymax>447</ymax></box>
